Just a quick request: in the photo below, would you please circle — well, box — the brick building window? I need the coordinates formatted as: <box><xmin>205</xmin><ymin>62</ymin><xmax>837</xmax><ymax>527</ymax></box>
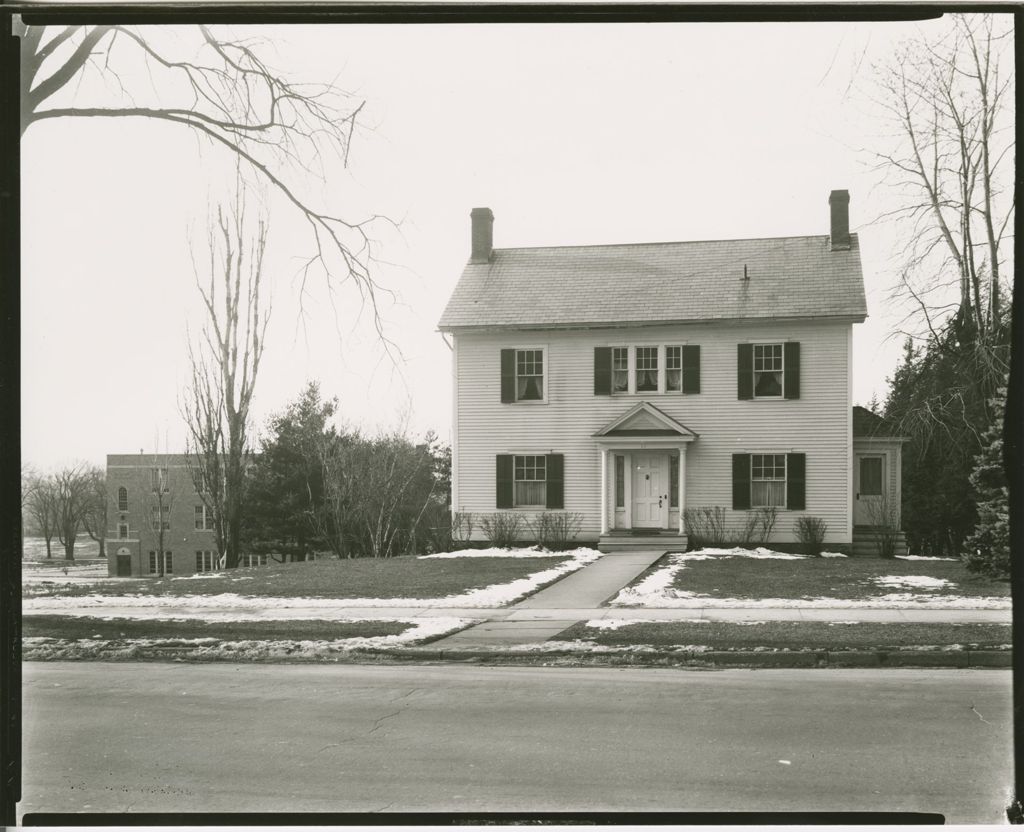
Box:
<box><xmin>117</xmin><ymin>487</ymin><xmax>128</xmax><ymax>512</ymax></box>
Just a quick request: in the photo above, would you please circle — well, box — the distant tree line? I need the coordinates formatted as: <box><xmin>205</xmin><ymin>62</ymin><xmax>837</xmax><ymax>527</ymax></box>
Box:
<box><xmin>22</xmin><ymin>464</ymin><xmax>106</xmax><ymax>561</ymax></box>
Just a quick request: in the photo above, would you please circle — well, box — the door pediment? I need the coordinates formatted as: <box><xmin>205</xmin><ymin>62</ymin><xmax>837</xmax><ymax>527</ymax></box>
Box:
<box><xmin>593</xmin><ymin>401</ymin><xmax>699</xmax><ymax>439</ymax></box>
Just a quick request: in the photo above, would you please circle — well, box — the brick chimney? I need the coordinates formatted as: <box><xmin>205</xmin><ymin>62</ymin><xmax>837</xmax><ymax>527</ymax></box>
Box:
<box><xmin>470</xmin><ymin>207</ymin><xmax>494</xmax><ymax>264</ymax></box>
<box><xmin>829</xmin><ymin>189</ymin><xmax>850</xmax><ymax>251</ymax></box>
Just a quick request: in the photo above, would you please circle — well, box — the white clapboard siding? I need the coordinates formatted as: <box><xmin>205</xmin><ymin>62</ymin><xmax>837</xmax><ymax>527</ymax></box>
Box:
<box><xmin>453</xmin><ymin>319</ymin><xmax>855</xmax><ymax>543</ymax></box>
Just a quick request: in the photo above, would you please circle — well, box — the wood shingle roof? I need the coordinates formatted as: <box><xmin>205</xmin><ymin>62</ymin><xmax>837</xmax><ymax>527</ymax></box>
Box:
<box><xmin>439</xmin><ymin>233</ymin><xmax>867</xmax><ymax>331</ymax></box>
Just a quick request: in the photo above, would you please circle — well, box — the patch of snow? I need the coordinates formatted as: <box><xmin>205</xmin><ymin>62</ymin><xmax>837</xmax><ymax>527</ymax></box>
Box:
<box><xmin>21</xmin><ymin>617</ymin><xmax>474</xmax><ymax>660</ymax></box>
<box><xmin>820</xmin><ymin>552</ymin><xmax>848</xmax><ymax>558</ymax></box>
<box><xmin>896</xmin><ymin>555</ymin><xmax>959</xmax><ymax>561</ymax></box>
<box><xmin>24</xmin><ymin>549</ymin><xmax>603</xmax><ymax>617</ymax></box>
<box><xmin>606</xmin><ymin>593</ymin><xmax>1009</xmax><ymax>609</ymax></box>
<box><xmin>873</xmin><ymin>575</ymin><xmax>954</xmax><ymax>590</ymax></box>
<box><xmin>419</xmin><ymin>546</ymin><xmax>578</xmax><ymax>559</ymax></box>
<box><xmin>690</xmin><ymin>547</ymin><xmax>805</xmax><ymax>559</ymax></box>
<box><xmin>172</xmin><ymin>573</ymin><xmax>225</xmax><ymax>580</ymax></box>
<box><xmin>585</xmin><ymin>618</ymin><xmax>710</xmax><ymax>631</ymax></box>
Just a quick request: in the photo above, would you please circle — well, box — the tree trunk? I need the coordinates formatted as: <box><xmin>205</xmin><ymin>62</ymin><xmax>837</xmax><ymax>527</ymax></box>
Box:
<box><xmin>64</xmin><ymin>539</ymin><xmax>75</xmax><ymax>561</ymax></box>
<box><xmin>45</xmin><ymin>536</ymin><xmax>52</xmax><ymax>558</ymax></box>
<box><xmin>98</xmin><ymin>537</ymin><xmax>106</xmax><ymax>558</ymax></box>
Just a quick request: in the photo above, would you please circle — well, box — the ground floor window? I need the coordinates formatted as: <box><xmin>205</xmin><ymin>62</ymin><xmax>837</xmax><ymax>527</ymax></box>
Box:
<box><xmin>751</xmin><ymin>454</ymin><xmax>786</xmax><ymax>507</ymax></box>
<box><xmin>195</xmin><ymin>550</ymin><xmax>219</xmax><ymax>572</ymax></box>
<box><xmin>148</xmin><ymin>550</ymin><xmax>173</xmax><ymax>574</ymax></box>
<box><xmin>514</xmin><ymin>455</ymin><xmax>547</xmax><ymax>507</ymax></box>
<box><xmin>239</xmin><ymin>553</ymin><xmax>268</xmax><ymax>568</ymax></box>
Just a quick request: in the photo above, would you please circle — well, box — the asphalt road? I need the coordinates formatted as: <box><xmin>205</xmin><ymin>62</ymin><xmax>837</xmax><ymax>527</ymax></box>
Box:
<box><xmin>20</xmin><ymin>662</ymin><xmax>1013</xmax><ymax>822</ymax></box>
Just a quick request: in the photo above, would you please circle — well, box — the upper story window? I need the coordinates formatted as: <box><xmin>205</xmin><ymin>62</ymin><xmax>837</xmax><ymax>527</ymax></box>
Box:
<box><xmin>150</xmin><ymin>467</ymin><xmax>169</xmax><ymax>492</ymax></box>
<box><xmin>514</xmin><ymin>455</ymin><xmax>547</xmax><ymax>507</ymax></box>
<box><xmin>635</xmin><ymin>347</ymin><xmax>659</xmax><ymax>392</ymax></box>
<box><xmin>151</xmin><ymin>505</ymin><xmax>170</xmax><ymax>531</ymax></box>
<box><xmin>751</xmin><ymin>454</ymin><xmax>787</xmax><ymax>507</ymax></box>
<box><xmin>117</xmin><ymin>487</ymin><xmax>128</xmax><ymax>512</ymax></box>
<box><xmin>195</xmin><ymin>505</ymin><xmax>215</xmax><ymax>531</ymax></box>
<box><xmin>500</xmin><ymin>348</ymin><xmax>546</xmax><ymax>403</ymax></box>
<box><xmin>118</xmin><ymin>523</ymin><xmax>129</xmax><ymax>539</ymax></box>
<box><xmin>516</xmin><ymin>349</ymin><xmax>544</xmax><ymax>400</ymax></box>
<box><xmin>612</xmin><ymin>347</ymin><xmax>629</xmax><ymax>393</ymax></box>
<box><xmin>596</xmin><ymin>345</ymin><xmax>700</xmax><ymax>396</ymax></box>
<box><xmin>753</xmin><ymin>344</ymin><xmax>784</xmax><ymax>397</ymax></box>
<box><xmin>739</xmin><ymin>342</ymin><xmax>799</xmax><ymax>400</ymax></box>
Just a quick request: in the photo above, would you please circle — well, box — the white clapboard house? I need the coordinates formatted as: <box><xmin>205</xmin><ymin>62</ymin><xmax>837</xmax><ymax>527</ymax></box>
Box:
<box><xmin>438</xmin><ymin>192</ymin><xmax>906</xmax><ymax>554</ymax></box>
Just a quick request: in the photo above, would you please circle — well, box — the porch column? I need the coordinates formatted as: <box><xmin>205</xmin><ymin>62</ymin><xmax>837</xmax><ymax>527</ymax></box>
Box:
<box><xmin>677</xmin><ymin>445</ymin><xmax>687</xmax><ymax>535</ymax></box>
<box><xmin>599</xmin><ymin>447</ymin><xmax>609</xmax><ymax>534</ymax></box>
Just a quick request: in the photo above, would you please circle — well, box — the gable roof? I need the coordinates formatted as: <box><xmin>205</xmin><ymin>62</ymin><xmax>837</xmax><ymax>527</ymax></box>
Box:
<box><xmin>852</xmin><ymin>405</ymin><xmax>904</xmax><ymax>439</ymax></box>
<box><xmin>439</xmin><ymin>234</ymin><xmax>867</xmax><ymax>331</ymax></box>
<box><xmin>593</xmin><ymin>401</ymin><xmax>699</xmax><ymax>439</ymax></box>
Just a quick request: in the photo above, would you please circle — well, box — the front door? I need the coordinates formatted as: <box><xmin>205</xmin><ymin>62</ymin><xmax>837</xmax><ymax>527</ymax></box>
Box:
<box><xmin>632</xmin><ymin>453</ymin><xmax>668</xmax><ymax>529</ymax></box>
<box><xmin>854</xmin><ymin>454</ymin><xmax>885</xmax><ymax>526</ymax></box>
<box><xmin>115</xmin><ymin>553</ymin><xmax>132</xmax><ymax>577</ymax></box>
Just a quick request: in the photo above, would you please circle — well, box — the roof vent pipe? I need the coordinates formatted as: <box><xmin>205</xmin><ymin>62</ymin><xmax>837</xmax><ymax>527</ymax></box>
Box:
<box><xmin>470</xmin><ymin>207</ymin><xmax>494</xmax><ymax>264</ymax></box>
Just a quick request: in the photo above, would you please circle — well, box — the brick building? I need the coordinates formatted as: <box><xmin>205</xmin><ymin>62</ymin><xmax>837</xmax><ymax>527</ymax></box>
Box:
<box><xmin>105</xmin><ymin>454</ymin><xmax>227</xmax><ymax>577</ymax></box>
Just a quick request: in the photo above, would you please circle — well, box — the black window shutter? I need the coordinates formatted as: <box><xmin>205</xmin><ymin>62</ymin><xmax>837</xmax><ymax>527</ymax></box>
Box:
<box><xmin>732</xmin><ymin>454</ymin><xmax>751</xmax><ymax>510</ymax></box>
<box><xmin>784</xmin><ymin>342</ymin><xmax>801</xmax><ymax>399</ymax></box>
<box><xmin>682</xmin><ymin>345</ymin><xmax>701</xmax><ymax>394</ymax></box>
<box><xmin>737</xmin><ymin>344</ymin><xmax>753</xmax><ymax>400</ymax></box>
<box><xmin>500</xmin><ymin>350</ymin><xmax>516</xmax><ymax>403</ymax></box>
<box><xmin>496</xmin><ymin>455</ymin><xmax>514</xmax><ymax>508</ymax></box>
<box><xmin>594</xmin><ymin>347</ymin><xmax>612</xmax><ymax>395</ymax></box>
<box><xmin>545</xmin><ymin>454</ymin><xmax>564</xmax><ymax>509</ymax></box>
<box><xmin>787</xmin><ymin>453</ymin><xmax>806</xmax><ymax>510</ymax></box>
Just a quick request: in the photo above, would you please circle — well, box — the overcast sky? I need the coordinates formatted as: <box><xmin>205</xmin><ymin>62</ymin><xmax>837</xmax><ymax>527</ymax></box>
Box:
<box><xmin>22</xmin><ymin>16</ymin><xmax>999</xmax><ymax>470</ymax></box>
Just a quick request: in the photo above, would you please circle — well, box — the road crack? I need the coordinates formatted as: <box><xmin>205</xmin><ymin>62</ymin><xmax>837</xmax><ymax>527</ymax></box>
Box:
<box><xmin>368</xmin><ymin>709</ymin><xmax>403</xmax><ymax>735</ymax></box>
<box><xmin>970</xmin><ymin>703</ymin><xmax>992</xmax><ymax>725</ymax></box>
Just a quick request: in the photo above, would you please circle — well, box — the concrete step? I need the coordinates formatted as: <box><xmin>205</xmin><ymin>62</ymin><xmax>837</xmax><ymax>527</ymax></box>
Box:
<box><xmin>851</xmin><ymin>529</ymin><xmax>908</xmax><ymax>557</ymax></box>
<box><xmin>598</xmin><ymin>534</ymin><xmax>687</xmax><ymax>554</ymax></box>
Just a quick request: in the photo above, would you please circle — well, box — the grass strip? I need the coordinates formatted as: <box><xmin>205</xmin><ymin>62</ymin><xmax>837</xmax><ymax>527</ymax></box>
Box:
<box><xmin>23</xmin><ymin>615</ymin><xmax>410</xmax><ymax>642</ymax></box>
<box><xmin>662</xmin><ymin>556</ymin><xmax>1009</xmax><ymax>601</ymax></box>
<box><xmin>556</xmin><ymin>620</ymin><xmax>1012</xmax><ymax>651</ymax></box>
<box><xmin>24</xmin><ymin>554</ymin><xmax>571</xmax><ymax>600</ymax></box>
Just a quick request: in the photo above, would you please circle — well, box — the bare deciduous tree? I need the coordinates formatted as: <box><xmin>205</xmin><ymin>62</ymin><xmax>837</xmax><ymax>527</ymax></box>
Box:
<box><xmin>867</xmin><ymin>14</ymin><xmax>1013</xmax><ymax>372</ymax></box>
<box><xmin>24</xmin><ymin>470</ymin><xmax>58</xmax><ymax>559</ymax></box>
<box><xmin>17</xmin><ymin>22</ymin><xmax>389</xmax><ymax>327</ymax></box>
<box><xmin>53</xmin><ymin>464</ymin><xmax>91</xmax><ymax>561</ymax></box>
<box><xmin>184</xmin><ymin>192</ymin><xmax>269</xmax><ymax>570</ymax></box>
<box><xmin>148</xmin><ymin>462</ymin><xmax>175</xmax><ymax>578</ymax></box>
<box><xmin>80</xmin><ymin>466</ymin><xmax>108</xmax><ymax>560</ymax></box>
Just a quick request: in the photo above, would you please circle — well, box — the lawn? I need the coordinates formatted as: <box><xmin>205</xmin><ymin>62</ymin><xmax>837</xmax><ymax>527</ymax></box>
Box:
<box><xmin>555</xmin><ymin>620</ymin><xmax>1013</xmax><ymax>652</ymax></box>
<box><xmin>23</xmin><ymin>615</ymin><xmax>411</xmax><ymax>642</ymax></box>
<box><xmin>612</xmin><ymin>550</ymin><xmax>1009</xmax><ymax>607</ymax></box>
<box><xmin>23</xmin><ymin>549</ymin><xmax>592</xmax><ymax>605</ymax></box>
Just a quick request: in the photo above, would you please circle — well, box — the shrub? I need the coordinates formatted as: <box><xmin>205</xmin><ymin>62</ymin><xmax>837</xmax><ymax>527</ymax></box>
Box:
<box><xmin>479</xmin><ymin>513</ymin><xmax>525</xmax><ymax>548</ymax></box>
<box><xmin>451</xmin><ymin>512</ymin><xmax>476</xmax><ymax>550</ymax></box>
<box><xmin>738</xmin><ymin>507</ymin><xmax>778</xmax><ymax>546</ymax></box>
<box><xmin>866</xmin><ymin>494</ymin><xmax>901</xmax><ymax>558</ymax></box>
<box><xmin>527</xmin><ymin>512</ymin><xmax>584</xmax><ymax>551</ymax></box>
<box><xmin>795</xmin><ymin>516</ymin><xmax>828</xmax><ymax>557</ymax></box>
<box><xmin>683</xmin><ymin>506</ymin><xmax>727</xmax><ymax>547</ymax></box>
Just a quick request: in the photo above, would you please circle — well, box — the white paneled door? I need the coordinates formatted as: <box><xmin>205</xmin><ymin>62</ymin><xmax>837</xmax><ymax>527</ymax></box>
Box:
<box><xmin>632</xmin><ymin>453</ymin><xmax>668</xmax><ymax>529</ymax></box>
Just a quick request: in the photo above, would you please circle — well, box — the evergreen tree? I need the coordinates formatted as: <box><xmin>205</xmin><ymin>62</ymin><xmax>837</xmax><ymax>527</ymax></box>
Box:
<box><xmin>962</xmin><ymin>387</ymin><xmax>1010</xmax><ymax>578</ymax></box>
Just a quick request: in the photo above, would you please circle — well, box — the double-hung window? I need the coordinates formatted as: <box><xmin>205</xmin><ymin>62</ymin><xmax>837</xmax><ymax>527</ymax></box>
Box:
<box><xmin>195</xmin><ymin>505</ymin><xmax>214</xmax><ymax>531</ymax></box>
<box><xmin>611</xmin><ymin>347</ymin><xmax>629</xmax><ymax>393</ymax></box>
<box><xmin>195</xmin><ymin>550</ymin><xmax>219</xmax><ymax>572</ymax></box>
<box><xmin>118</xmin><ymin>523</ymin><xmax>129</xmax><ymax>539</ymax></box>
<box><xmin>753</xmin><ymin>344</ymin><xmax>784</xmax><ymax>397</ymax></box>
<box><xmin>751</xmin><ymin>454</ymin><xmax>786</xmax><ymax>507</ymax></box>
<box><xmin>514</xmin><ymin>455</ymin><xmax>547</xmax><ymax>507</ymax></box>
<box><xmin>149</xmin><ymin>551</ymin><xmax>173</xmax><ymax>574</ymax></box>
<box><xmin>665</xmin><ymin>347</ymin><xmax>683</xmax><ymax>392</ymax></box>
<box><xmin>117</xmin><ymin>487</ymin><xmax>128</xmax><ymax>512</ymax></box>
<box><xmin>516</xmin><ymin>350</ymin><xmax>544</xmax><ymax>401</ymax></box>
<box><xmin>150</xmin><ymin>505</ymin><xmax>170</xmax><ymax>531</ymax></box>
<box><xmin>239</xmin><ymin>553</ymin><xmax>268</xmax><ymax>568</ymax></box>
<box><xmin>635</xmin><ymin>347</ymin><xmax>659</xmax><ymax>392</ymax></box>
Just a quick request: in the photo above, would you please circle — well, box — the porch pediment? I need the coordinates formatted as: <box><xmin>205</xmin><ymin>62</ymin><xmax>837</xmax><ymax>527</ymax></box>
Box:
<box><xmin>592</xmin><ymin>401</ymin><xmax>699</xmax><ymax>440</ymax></box>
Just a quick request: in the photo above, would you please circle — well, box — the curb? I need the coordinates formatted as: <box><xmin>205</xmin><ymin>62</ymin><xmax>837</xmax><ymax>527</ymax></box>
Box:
<box><xmin>378</xmin><ymin>647</ymin><xmax>1011</xmax><ymax>668</ymax></box>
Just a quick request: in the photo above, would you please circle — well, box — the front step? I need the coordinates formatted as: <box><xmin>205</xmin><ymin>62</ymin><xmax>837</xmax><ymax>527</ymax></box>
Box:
<box><xmin>851</xmin><ymin>528</ymin><xmax>908</xmax><ymax>557</ymax></box>
<box><xmin>598</xmin><ymin>533</ymin><xmax>688</xmax><ymax>554</ymax></box>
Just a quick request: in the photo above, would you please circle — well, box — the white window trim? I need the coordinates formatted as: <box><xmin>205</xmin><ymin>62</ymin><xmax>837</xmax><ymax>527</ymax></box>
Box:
<box><xmin>752</xmin><ymin>342</ymin><xmax>785</xmax><ymax>400</ymax></box>
<box><xmin>511</xmin><ymin>346</ymin><xmax>549</xmax><ymax>405</ymax></box>
<box><xmin>512</xmin><ymin>453</ymin><xmax>548</xmax><ymax>509</ymax></box>
<box><xmin>750</xmin><ymin>452</ymin><xmax>788</xmax><ymax>509</ymax></box>
<box><xmin>608</xmin><ymin>343</ymin><xmax>690</xmax><ymax>396</ymax></box>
